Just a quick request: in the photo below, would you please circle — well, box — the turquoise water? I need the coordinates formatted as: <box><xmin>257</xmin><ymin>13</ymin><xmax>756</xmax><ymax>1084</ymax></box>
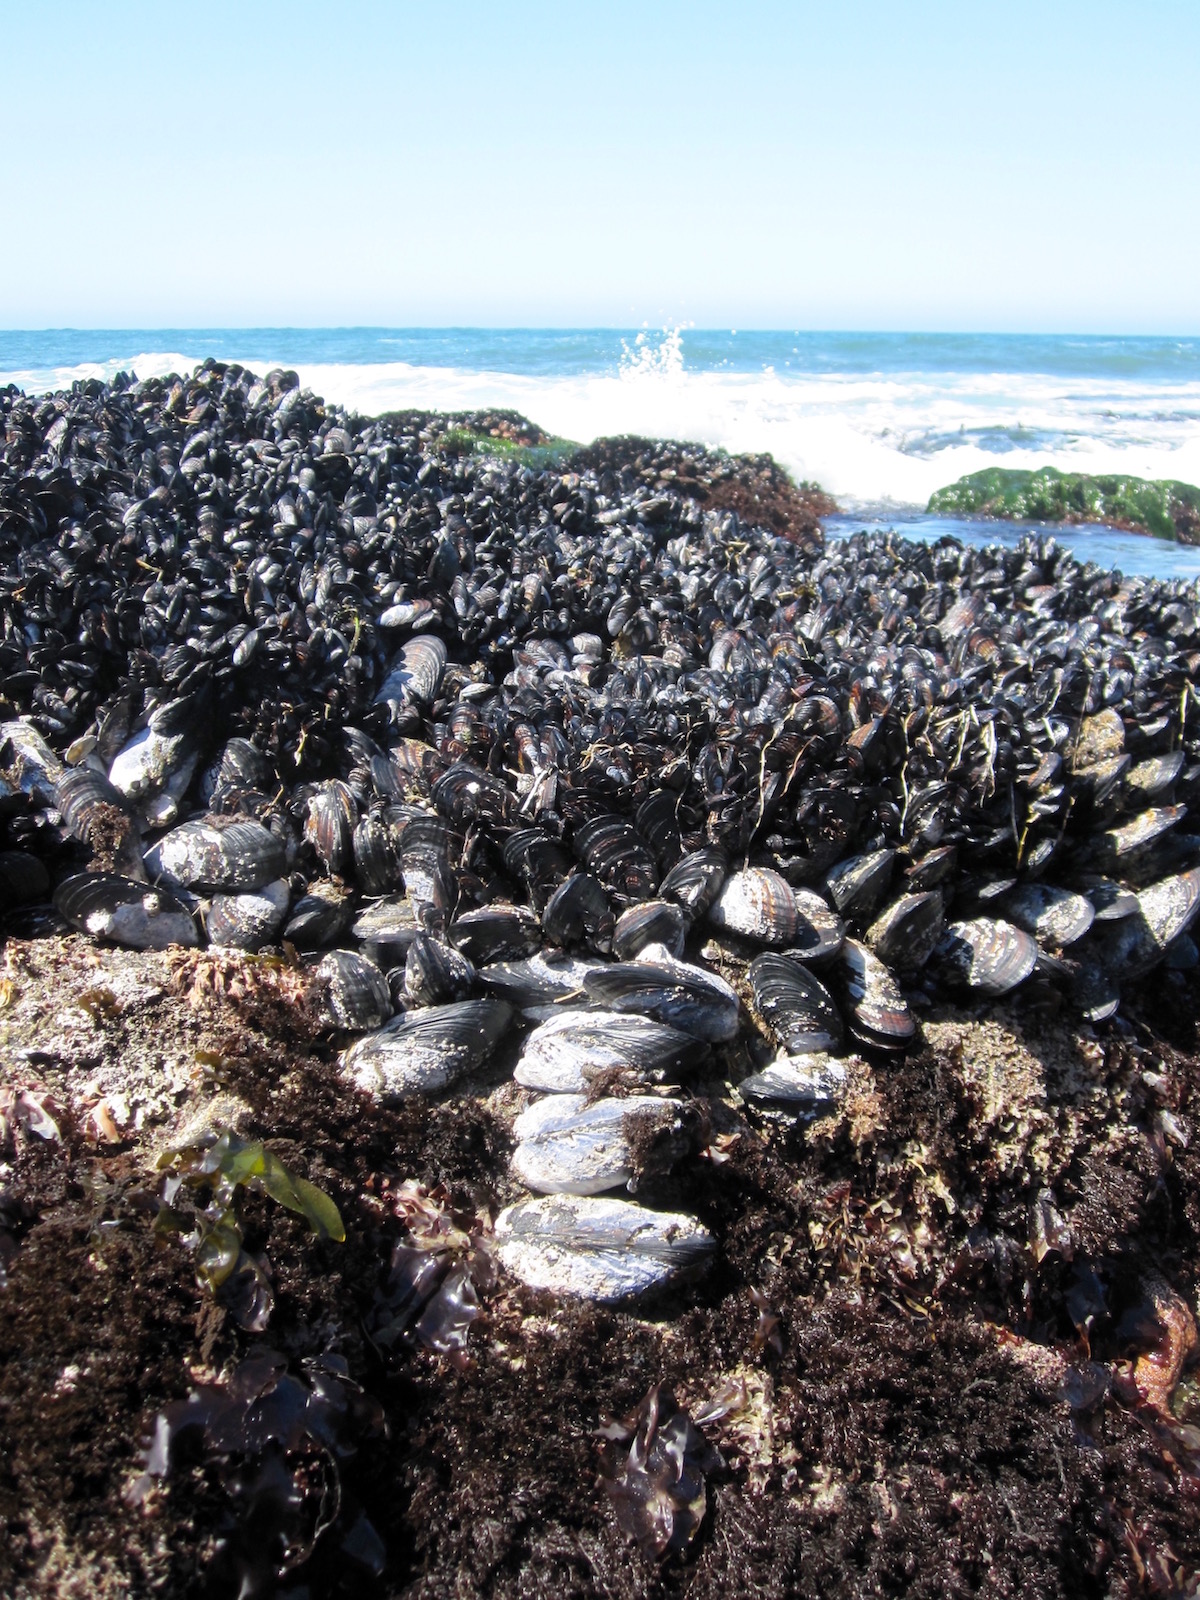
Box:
<box><xmin>3</xmin><ymin>328</ymin><xmax>1200</xmax><ymax>582</ymax></box>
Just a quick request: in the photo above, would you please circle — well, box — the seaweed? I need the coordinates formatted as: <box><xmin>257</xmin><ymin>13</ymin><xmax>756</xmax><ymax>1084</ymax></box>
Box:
<box><xmin>128</xmin><ymin>1347</ymin><xmax>387</xmax><ymax>1597</ymax></box>
<box><xmin>927</xmin><ymin>465</ymin><xmax>1200</xmax><ymax>542</ymax></box>
<box><xmin>155</xmin><ymin>1130</ymin><xmax>345</xmax><ymax>1331</ymax></box>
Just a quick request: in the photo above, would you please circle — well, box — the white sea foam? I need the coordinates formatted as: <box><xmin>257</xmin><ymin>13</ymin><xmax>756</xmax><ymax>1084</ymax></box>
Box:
<box><xmin>7</xmin><ymin>335</ymin><xmax>1200</xmax><ymax>510</ymax></box>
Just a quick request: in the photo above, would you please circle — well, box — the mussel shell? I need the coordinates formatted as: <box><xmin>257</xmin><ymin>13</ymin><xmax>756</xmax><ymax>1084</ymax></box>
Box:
<box><xmin>514</xmin><ymin>1008</ymin><xmax>707</xmax><ymax>1093</ymax></box>
<box><xmin>510</xmin><ymin>1094</ymin><xmax>682</xmax><ymax>1196</ymax></box>
<box><xmin>839</xmin><ymin>939</ymin><xmax>915</xmax><ymax>1048</ymax></box>
<box><xmin>542</xmin><ymin>873</ymin><xmax>614</xmax><ymax>951</ymax></box>
<box><xmin>749</xmin><ymin>954</ymin><xmax>844</xmax><ymax>1055</ymax></box>
<box><xmin>825</xmin><ymin>849</ymin><xmax>895</xmax><ymax>920</ymax></box>
<box><xmin>432</xmin><ymin>761</ymin><xmax>511</xmax><ymax>825</ymax></box>
<box><xmin>199</xmin><ymin>738</ymin><xmax>274</xmax><ymax>805</ymax></box>
<box><xmin>1125</xmin><ymin>751</ymin><xmax>1185</xmax><ymax>802</ymax></box>
<box><xmin>659</xmin><ymin>847</ymin><xmax>728</xmax><ymax>919</ymax></box>
<box><xmin>350</xmin><ymin>895</ymin><xmax>421</xmax><ymax>955</ymax></box>
<box><xmin>145</xmin><ymin>817</ymin><xmax>287</xmax><ymax>893</ymax></box>
<box><xmin>611</xmin><ymin>899</ymin><xmax>686</xmax><ymax>960</ymax></box>
<box><xmin>352</xmin><ymin>813</ymin><xmax>406</xmax><ymax>897</ymax></box>
<box><xmin>340</xmin><ymin>998</ymin><xmax>512</xmax><ymax>1100</ymax></box>
<box><xmin>492</xmin><ymin>1193</ymin><xmax>714</xmax><ymax>1302</ymax></box>
<box><xmin>316</xmin><ymin>949</ymin><xmax>393</xmax><ymax>1031</ymax></box>
<box><xmin>478</xmin><ymin>951</ymin><xmax>604</xmax><ymax>1013</ymax></box>
<box><xmin>573</xmin><ymin>815</ymin><xmax>658</xmax><ymax>900</ymax></box>
<box><xmin>865</xmin><ymin>892</ymin><xmax>945</xmax><ymax>972</ymax></box>
<box><xmin>284</xmin><ymin>883</ymin><xmax>354</xmax><ymax>949</ymax></box>
<box><xmin>53</xmin><ymin>871</ymin><xmax>199</xmax><ymax>950</ymax></box>
<box><xmin>708</xmin><ymin>867</ymin><xmax>798</xmax><ymax>945</ymax></box>
<box><xmin>583</xmin><ymin>946</ymin><xmax>739</xmax><ymax>1041</ymax></box>
<box><xmin>1078</xmin><ymin>875</ymin><xmax>1140</xmax><ymax>922</ymax></box>
<box><xmin>1000</xmin><ymin>884</ymin><xmax>1094</xmax><ymax>948</ymax></box>
<box><xmin>449</xmin><ymin>904</ymin><xmax>542</xmax><ymax>964</ymax></box>
<box><xmin>207</xmin><ymin>879</ymin><xmax>291</xmax><ymax>951</ymax></box>
<box><xmin>937</xmin><ymin>918</ymin><xmax>1038</xmax><ymax>996</ymax></box>
<box><xmin>305</xmin><ymin>780</ymin><xmax>358</xmax><ymax>877</ymax></box>
<box><xmin>403</xmin><ymin>934</ymin><xmax>477</xmax><ymax>1007</ymax></box>
<box><xmin>738</xmin><ymin>1053</ymin><xmax>849</xmax><ymax>1117</ymax></box>
<box><xmin>375</xmin><ymin>635</ymin><xmax>447</xmax><ymax>713</ymax></box>
<box><xmin>783</xmin><ymin>888</ymin><xmax>845</xmax><ymax>963</ymax></box>
<box><xmin>1094</xmin><ymin>806</ymin><xmax>1186</xmax><ymax>863</ymax></box>
<box><xmin>904</xmin><ymin>845</ymin><xmax>958</xmax><ymax>891</ymax></box>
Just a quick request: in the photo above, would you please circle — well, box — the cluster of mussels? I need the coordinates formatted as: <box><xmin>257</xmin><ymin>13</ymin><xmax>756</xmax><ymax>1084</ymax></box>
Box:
<box><xmin>3</xmin><ymin>360</ymin><xmax>1200</xmax><ymax>1304</ymax></box>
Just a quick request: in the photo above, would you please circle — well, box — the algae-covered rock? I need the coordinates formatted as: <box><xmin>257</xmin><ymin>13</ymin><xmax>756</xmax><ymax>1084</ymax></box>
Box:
<box><xmin>928</xmin><ymin>466</ymin><xmax>1200</xmax><ymax>542</ymax></box>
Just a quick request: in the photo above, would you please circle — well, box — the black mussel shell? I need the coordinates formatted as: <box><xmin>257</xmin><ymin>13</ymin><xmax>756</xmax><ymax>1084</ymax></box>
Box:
<box><xmin>404</xmin><ymin>934</ymin><xmax>477</xmax><ymax>1007</ymax></box>
<box><xmin>825</xmin><ymin>849</ymin><xmax>895</xmax><ymax>920</ymax></box>
<box><xmin>352</xmin><ymin>813</ymin><xmax>406</xmax><ymax>897</ymax></box>
<box><xmin>284</xmin><ymin>884</ymin><xmax>354</xmax><ymax>949</ymax></box>
<box><xmin>305</xmin><ymin>780</ymin><xmax>359</xmax><ymax>877</ymax></box>
<box><xmin>0</xmin><ymin>848</ymin><xmax>51</xmax><ymax>905</ymax></box>
<box><xmin>839</xmin><ymin>939</ymin><xmax>915</xmax><ymax>1049</ymax></box>
<box><xmin>708</xmin><ymin>868</ymin><xmax>798</xmax><ymax>945</ymax></box>
<box><xmin>145</xmin><ymin>817</ymin><xmax>287</xmax><ymax>893</ymax></box>
<box><xmin>1000</xmin><ymin>884</ymin><xmax>1094</xmax><ymax>948</ymax></box>
<box><xmin>866</xmin><ymin>891</ymin><xmax>945</xmax><ymax>973</ymax></box>
<box><xmin>449</xmin><ymin>904</ymin><xmax>542</xmax><ymax>965</ymax></box>
<box><xmin>659</xmin><ymin>847</ymin><xmax>728</xmax><ymax>920</ymax></box>
<box><xmin>542</xmin><ymin>873</ymin><xmax>614</xmax><ymax>952</ymax></box>
<box><xmin>611</xmin><ymin>899</ymin><xmax>687</xmax><ymax>960</ymax></box>
<box><xmin>573</xmin><ymin>815</ymin><xmax>658</xmax><ymax>900</ymax></box>
<box><xmin>315</xmin><ymin>949</ymin><xmax>393</xmax><ymax>1031</ymax></box>
<box><xmin>207</xmin><ymin>880</ymin><xmax>290</xmax><ymax>951</ymax></box>
<box><xmin>749</xmin><ymin>953</ymin><xmax>844</xmax><ymax>1055</ymax></box>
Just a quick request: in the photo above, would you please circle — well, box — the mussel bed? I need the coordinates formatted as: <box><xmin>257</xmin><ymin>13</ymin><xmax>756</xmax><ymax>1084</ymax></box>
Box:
<box><xmin>2</xmin><ymin>364</ymin><xmax>1200</xmax><ymax>1597</ymax></box>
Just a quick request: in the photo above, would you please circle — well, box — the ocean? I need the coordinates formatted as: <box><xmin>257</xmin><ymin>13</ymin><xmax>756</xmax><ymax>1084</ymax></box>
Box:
<box><xmin>4</xmin><ymin>327</ymin><xmax>1200</xmax><ymax>581</ymax></box>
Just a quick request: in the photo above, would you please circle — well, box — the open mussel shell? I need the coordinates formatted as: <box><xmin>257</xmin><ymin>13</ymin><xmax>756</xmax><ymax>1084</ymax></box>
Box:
<box><xmin>749</xmin><ymin>954</ymin><xmax>844</xmax><ymax>1055</ymax></box>
<box><xmin>449</xmin><ymin>904</ymin><xmax>542</xmax><ymax>965</ymax></box>
<box><xmin>510</xmin><ymin>1094</ymin><xmax>682</xmax><ymax>1196</ymax></box>
<box><xmin>341</xmin><ymin>998</ymin><xmax>512</xmax><ymax>1100</ymax></box>
<box><xmin>207</xmin><ymin>879</ymin><xmax>291</xmax><ymax>951</ymax></box>
<box><xmin>542</xmin><ymin>873</ymin><xmax>613</xmax><ymax>952</ymax></box>
<box><xmin>936</xmin><ymin>918</ymin><xmax>1038</xmax><ymax>996</ymax></box>
<box><xmin>659</xmin><ymin>847</ymin><xmax>728</xmax><ymax>920</ymax></box>
<box><xmin>583</xmin><ymin>944</ymin><xmax>740</xmax><ymax>1041</ymax></box>
<box><xmin>514</xmin><ymin>1009</ymin><xmax>708</xmax><ymax>1093</ymax></box>
<box><xmin>611</xmin><ymin>899</ymin><xmax>686</xmax><ymax>960</ymax></box>
<box><xmin>708</xmin><ymin>867</ymin><xmax>798</xmax><ymax>945</ymax></box>
<box><xmin>825</xmin><ymin>849</ymin><xmax>895</xmax><ymax>921</ymax></box>
<box><xmin>1000</xmin><ymin>884</ymin><xmax>1094</xmax><ymax>948</ymax></box>
<box><xmin>865</xmin><ymin>892</ymin><xmax>945</xmax><ymax>973</ymax></box>
<box><xmin>839</xmin><ymin>939</ymin><xmax>915</xmax><ymax>1048</ymax></box>
<box><xmin>315</xmin><ymin>950</ymin><xmax>393</xmax><ymax>1031</ymax></box>
<box><xmin>145</xmin><ymin>817</ymin><xmax>287</xmax><ymax>894</ymax></box>
<box><xmin>738</xmin><ymin>1052</ymin><xmax>849</xmax><ymax>1118</ymax></box>
<box><xmin>403</xmin><ymin>934</ymin><xmax>476</xmax><ymax>1007</ymax></box>
<box><xmin>53</xmin><ymin>872</ymin><xmax>200</xmax><ymax>950</ymax></box>
<box><xmin>305</xmin><ymin>780</ymin><xmax>358</xmax><ymax>877</ymax></box>
<box><xmin>492</xmin><ymin>1193</ymin><xmax>715</xmax><ymax>1303</ymax></box>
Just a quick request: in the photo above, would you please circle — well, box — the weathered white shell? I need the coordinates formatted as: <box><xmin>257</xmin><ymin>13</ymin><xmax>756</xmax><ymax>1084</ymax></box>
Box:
<box><xmin>514</xmin><ymin>1009</ymin><xmax>705</xmax><ymax>1093</ymax></box>
<box><xmin>340</xmin><ymin>999</ymin><xmax>511</xmax><ymax>1100</ymax></box>
<box><xmin>510</xmin><ymin>1093</ymin><xmax>681</xmax><ymax>1195</ymax></box>
<box><xmin>207</xmin><ymin>878</ymin><xmax>291</xmax><ymax>951</ymax></box>
<box><xmin>493</xmin><ymin>1193</ymin><xmax>714</xmax><ymax>1302</ymax></box>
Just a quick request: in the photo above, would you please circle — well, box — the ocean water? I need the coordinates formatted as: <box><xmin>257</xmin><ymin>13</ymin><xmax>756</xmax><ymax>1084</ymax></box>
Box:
<box><xmin>4</xmin><ymin>327</ymin><xmax>1200</xmax><ymax>581</ymax></box>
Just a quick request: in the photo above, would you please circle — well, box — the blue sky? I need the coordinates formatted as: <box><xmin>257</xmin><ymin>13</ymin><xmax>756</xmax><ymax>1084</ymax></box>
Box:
<box><xmin>1</xmin><ymin>1</ymin><xmax>1197</xmax><ymax>332</ymax></box>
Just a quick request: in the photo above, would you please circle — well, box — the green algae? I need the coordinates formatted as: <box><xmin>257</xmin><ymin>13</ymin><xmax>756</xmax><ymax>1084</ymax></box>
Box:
<box><xmin>928</xmin><ymin>466</ymin><xmax>1200</xmax><ymax>542</ymax></box>
<box><xmin>437</xmin><ymin>426</ymin><xmax>578</xmax><ymax>469</ymax></box>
